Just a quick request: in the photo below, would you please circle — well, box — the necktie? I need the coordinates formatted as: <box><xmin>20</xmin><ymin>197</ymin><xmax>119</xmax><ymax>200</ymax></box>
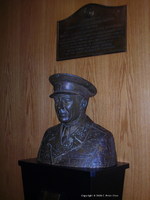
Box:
<box><xmin>61</xmin><ymin>125</ymin><xmax>69</xmax><ymax>144</ymax></box>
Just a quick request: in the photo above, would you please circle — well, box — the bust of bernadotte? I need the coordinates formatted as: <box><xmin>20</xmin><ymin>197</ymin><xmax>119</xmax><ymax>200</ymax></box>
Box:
<box><xmin>37</xmin><ymin>73</ymin><xmax>117</xmax><ymax>168</ymax></box>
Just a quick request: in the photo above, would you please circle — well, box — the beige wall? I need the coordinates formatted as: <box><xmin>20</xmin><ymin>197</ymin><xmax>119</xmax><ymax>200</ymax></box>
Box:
<box><xmin>0</xmin><ymin>0</ymin><xmax>150</xmax><ymax>199</ymax></box>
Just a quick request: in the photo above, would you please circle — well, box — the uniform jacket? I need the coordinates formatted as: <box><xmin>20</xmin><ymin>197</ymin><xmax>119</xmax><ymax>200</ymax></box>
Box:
<box><xmin>37</xmin><ymin>116</ymin><xmax>117</xmax><ymax>168</ymax></box>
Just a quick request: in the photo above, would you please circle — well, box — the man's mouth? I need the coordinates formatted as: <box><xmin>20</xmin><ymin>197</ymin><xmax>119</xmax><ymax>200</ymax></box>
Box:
<box><xmin>58</xmin><ymin>113</ymin><xmax>68</xmax><ymax>117</ymax></box>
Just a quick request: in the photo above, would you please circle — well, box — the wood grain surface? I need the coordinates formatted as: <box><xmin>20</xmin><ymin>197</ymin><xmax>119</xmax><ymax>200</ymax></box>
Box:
<box><xmin>0</xmin><ymin>0</ymin><xmax>150</xmax><ymax>199</ymax></box>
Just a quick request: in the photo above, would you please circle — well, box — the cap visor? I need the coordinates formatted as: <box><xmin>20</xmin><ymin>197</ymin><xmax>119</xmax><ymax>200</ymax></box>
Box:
<box><xmin>49</xmin><ymin>91</ymin><xmax>80</xmax><ymax>98</ymax></box>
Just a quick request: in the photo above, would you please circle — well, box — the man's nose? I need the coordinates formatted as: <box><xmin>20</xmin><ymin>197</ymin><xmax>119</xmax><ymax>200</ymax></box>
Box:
<box><xmin>57</xmin><ymin>101</ymin><xmax>65</xmax><ymax>109</ymax></box>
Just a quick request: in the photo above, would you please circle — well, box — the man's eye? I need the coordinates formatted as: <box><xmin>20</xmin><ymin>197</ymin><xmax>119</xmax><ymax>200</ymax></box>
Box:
<box><xmin>64</xmin><ymin>99</ymin><xmax>71</xmax><ymax>103</ymax></box>
<box><xmin>54</xmin><ymin>99</ymin><xmax>59</xmax><ymax>103</ymax></box>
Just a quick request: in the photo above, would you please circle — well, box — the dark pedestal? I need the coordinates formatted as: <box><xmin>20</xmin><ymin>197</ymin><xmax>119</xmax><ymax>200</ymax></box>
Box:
<box><xmin>18</xmin><ymin>159</ymin><xmax>129</xmax><ymax>200</ymax></box>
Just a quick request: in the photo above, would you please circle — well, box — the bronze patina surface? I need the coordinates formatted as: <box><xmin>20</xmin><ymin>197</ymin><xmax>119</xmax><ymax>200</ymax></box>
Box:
<box><xmin>37</xmin><ymin>73</ymin><xmax>117</xmax><ymax>168</ymax></box>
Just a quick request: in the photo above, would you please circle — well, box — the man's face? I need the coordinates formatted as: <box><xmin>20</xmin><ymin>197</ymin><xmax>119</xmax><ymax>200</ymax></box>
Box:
<box><xmin>54</xmin><ymin>94</ymin><xmax>84</xmax><ymax>124</ymax></box>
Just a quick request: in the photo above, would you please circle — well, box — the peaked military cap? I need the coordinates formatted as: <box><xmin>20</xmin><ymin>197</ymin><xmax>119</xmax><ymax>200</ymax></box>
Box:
<box><xmin>49</xmin><ymin>73</ymin><xmax>97</xmax><ymax>98</ymax></box>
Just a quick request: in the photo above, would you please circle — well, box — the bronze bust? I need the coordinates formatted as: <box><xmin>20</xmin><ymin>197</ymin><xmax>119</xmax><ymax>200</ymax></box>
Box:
<box><xmin>37</xmin><ymin>73</ymin><xmax>117</xmax><ymax>168</ymax></box>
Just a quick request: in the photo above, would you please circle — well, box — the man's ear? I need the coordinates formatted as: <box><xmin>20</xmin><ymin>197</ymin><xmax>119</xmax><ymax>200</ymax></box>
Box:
<box><xmin>80</xmin><ymin>98</ymin><xmax>88</xmax><ymax>109</ymax></box>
